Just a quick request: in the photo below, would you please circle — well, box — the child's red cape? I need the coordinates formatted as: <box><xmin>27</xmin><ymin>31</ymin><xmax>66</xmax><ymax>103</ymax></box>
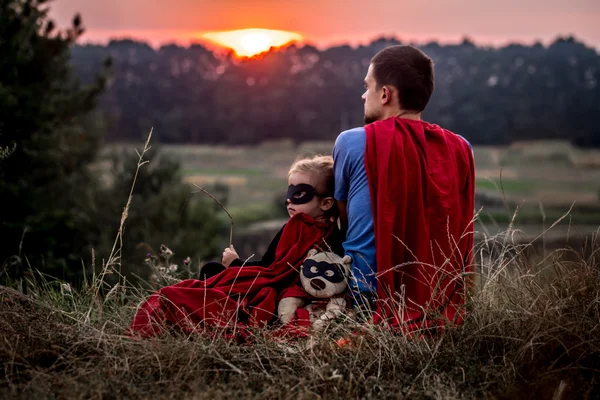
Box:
<box><xmin>364</xmin><ymin>117</ymin><xmax>475</xmax><ymax>332</ymax></box>
<box><xmin>129</xmin><ymin>213</ymin><xmax>334</xmax><ymax>338</ymax></box>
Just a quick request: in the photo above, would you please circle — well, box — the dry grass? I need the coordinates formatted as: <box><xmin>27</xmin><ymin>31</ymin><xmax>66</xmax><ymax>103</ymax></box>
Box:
<box><xmin>1</xmin><ymin>223</ymin><xmax>599</xmax><ymax>399</ymax></box>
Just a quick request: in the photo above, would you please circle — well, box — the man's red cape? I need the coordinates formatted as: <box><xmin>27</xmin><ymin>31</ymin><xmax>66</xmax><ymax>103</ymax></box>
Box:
<box><xmin>365</xmin><ymin>117</ymin><xmax>475</xmax><ymax>332</ymax></box>
<box><xmin>129</xmin><ymin>213</ymin><xmax>334</xmax><ymax>338</ymax></box>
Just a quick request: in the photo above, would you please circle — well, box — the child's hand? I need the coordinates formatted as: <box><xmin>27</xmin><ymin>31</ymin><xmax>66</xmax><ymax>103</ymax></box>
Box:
<box><xmin>222</xmin><ymin>245</ymin><xmax>239</xmax><ymax>267</ymax></box>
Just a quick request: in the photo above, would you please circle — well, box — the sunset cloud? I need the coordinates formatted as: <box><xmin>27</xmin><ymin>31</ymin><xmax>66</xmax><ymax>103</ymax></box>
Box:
<box><xmin>50</xmin><ymin>0</ymin><xmax>600</xmax><ymax>49</ymax></box>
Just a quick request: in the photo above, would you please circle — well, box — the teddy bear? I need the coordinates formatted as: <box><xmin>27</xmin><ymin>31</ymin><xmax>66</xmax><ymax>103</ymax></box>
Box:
<box><xmin>278</xmin><ymin>249</ymin><xmax>352</xmax><ymax>330</ymax></box>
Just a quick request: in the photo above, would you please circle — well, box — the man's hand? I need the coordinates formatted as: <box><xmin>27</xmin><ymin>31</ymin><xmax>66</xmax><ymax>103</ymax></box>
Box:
<box><xmin>222</xmin><ymin>245</ymin><xmax>239</xmax><ymax>267</ymax></box>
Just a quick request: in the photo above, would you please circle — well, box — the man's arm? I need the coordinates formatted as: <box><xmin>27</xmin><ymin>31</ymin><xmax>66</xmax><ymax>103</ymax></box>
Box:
<box><xmin>333</xmin><ymin>132</ymin><xmax>351</xmax><ymax>235</ymax></box>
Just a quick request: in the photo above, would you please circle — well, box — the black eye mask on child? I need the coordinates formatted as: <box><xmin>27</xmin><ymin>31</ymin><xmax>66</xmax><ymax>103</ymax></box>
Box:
<box><xmin>286</xmin><ymin>183</ymin><xmax>322</xmax><ymax>205</ymax></box>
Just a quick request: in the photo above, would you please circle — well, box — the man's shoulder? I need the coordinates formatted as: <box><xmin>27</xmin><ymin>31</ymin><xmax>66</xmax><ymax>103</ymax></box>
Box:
<box><xmin>432</xmin><ymin>123</ymin><xmax>471</xmax><ymax>148</ymax></box>
<box><xmin>334</xmin><ymin>127</ymin><xmax>366</xmax><ymax>151</ymax></box>
<box><xmin>446</xmin><ymin>131</ymin><xmax>474</xmax><ymax>159</ymax></box>
<box><xmin>436</xmin><ymin>127</ymin><xmax>474</xmax><ymax>163</ymax></box>
<box><xmin>452</xmin><ymin>133</ymin><xmax>473</xmax><ymax>150</ymax></box>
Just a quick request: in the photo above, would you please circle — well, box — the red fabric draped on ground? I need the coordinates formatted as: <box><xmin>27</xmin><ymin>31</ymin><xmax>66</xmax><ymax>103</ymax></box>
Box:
<box><xmin>364</xmin><ymin>117</ymin><xmax>475</xmax><ymax>332</ymax></box>
<box><xmin>129</xmin><ymin>213</ymin><xmax>334</xmax><ymax>338</ymax></box>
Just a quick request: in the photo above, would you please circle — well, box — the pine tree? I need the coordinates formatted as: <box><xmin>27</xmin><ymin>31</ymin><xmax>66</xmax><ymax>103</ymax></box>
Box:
<box><xmin>0</xmin><ymin>0</ymin><xmax>109</xmax><ymax>279</ymax></box>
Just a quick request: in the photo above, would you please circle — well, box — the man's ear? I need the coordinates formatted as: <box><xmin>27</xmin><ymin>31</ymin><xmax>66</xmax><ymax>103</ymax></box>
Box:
<box><xmin>381</xmin><ymin>85</ymin><xmax>393</xmax><ymax>105</ymax></box>
<box><xmin>320</xmin><ymin>196</ymin><xmax>334</xmax><ymax>211</ymax></box>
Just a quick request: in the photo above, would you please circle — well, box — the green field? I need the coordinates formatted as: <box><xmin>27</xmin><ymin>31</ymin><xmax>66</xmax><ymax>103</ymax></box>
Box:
<box><xmin>101</xmin><ymin>140</ymin><xmax>600</xmax><ymax>229</ymax></box>
<box><xmin>170</xmin><ymin>141</ymin><xmax>600</xmax><ymax>204</ymax></box>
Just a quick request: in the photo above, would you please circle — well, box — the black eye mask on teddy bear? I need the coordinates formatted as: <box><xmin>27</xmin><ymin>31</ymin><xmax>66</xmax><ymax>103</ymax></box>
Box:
<box><xmin>286</xmin><ymin>184</ymin><xmax>328</xmax><ymax>205</ymax></box>
<box><xmin>302</xmin><ymin>259</ymin><xmax>346</xmax><ymax>283</ymax></box>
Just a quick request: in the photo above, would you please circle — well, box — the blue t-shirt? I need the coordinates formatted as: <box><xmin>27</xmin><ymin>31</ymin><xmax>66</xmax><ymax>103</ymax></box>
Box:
<box><xmin>333</xmin><ymin>127</ymin><xmax>376</xmax><ymax>293</ymax></box>
<box><xmin>333</xmin><ymin>127</ymin><xmax>473</xmax><ymax>295</ymax></box>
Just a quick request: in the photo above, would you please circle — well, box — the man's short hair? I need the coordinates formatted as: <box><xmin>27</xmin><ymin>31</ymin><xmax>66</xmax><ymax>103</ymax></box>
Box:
<box><xmin>370</xmin><ymin>45</ymin><xmax>434</xmax><ymax>112</ymax></box>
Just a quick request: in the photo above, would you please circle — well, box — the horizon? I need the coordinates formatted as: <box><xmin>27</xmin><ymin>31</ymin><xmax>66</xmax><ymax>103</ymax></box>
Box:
<box><xmin>50</xmin><ymin>0</ymin><xmax>600</xmax><ymax>51</ymax></box>
<box><xmin>70</xmin><ymin>31</ymin><xmax>596</xmax><ymax>53</ymax></box>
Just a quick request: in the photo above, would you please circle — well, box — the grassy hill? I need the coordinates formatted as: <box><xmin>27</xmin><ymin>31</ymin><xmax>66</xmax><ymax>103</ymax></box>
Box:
<box><xmin>1</xmin><ymin>225</ymin><xmax>599</xmax><ymax>399</ymax></box>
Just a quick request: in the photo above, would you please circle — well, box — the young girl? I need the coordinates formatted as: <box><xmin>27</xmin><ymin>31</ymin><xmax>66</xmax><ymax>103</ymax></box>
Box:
<box><xmin>199</xmin><ymin>155</ymin><xmax>344</xmax><ymax>279</ymax></box>
<box><xmin>130</xmin><ymin>155</ymin><xmax>345</xmax><ymax>337</ymax></box>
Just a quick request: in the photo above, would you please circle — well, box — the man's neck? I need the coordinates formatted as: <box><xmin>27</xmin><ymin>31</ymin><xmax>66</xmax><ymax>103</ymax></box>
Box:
<box><xmin>382</xmin><ymin>109</ymin><xmax>421</xmax><ymax>121</ymax></box>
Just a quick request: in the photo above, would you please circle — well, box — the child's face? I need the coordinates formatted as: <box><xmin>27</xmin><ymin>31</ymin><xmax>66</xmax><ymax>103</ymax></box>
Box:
<box><xmin>286</xmin><ymin>171</ymin><xmax>333</xmax><ymax>220</ymax></box>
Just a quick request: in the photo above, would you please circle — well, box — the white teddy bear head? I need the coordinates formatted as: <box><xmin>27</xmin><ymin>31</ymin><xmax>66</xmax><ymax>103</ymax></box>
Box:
<box><xmin>300</xmin><ymin>249</ymin><xmax>352</xmax><ymax>298</ymax></box>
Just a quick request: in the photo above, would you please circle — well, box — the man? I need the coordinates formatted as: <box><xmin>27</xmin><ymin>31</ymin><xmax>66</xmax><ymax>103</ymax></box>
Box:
<box><xmin>333</xmin><ymin>45</ymin><xmax>475</xmax><ymax>331</ymax></box>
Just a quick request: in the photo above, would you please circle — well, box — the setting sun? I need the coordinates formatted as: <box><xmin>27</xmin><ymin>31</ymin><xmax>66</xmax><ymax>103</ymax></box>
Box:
<box><xmin>201</xmin><ymin>28</ymin><xmax>302</xmax><ymax>57</ymax></box>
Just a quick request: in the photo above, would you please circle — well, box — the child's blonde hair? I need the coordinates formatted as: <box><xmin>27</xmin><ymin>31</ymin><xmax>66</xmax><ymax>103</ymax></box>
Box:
<box><xmin>288</xmin><ymin>154</ymin><xmax>335</xmax><ymax>197</ymax></box>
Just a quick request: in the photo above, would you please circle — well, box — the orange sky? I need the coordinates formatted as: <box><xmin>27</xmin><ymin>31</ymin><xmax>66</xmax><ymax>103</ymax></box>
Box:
<box><xmin>50</xmin><ymin>0</ymin><xmax>600</xmax><ymax>49</ymax></box>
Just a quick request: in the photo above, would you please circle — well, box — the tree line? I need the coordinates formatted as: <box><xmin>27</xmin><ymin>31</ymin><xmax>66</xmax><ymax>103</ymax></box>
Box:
<box><xmin>72</xmin><ymin>36</ymin><xmax>600</xmax><ymax>147</ymax></box>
